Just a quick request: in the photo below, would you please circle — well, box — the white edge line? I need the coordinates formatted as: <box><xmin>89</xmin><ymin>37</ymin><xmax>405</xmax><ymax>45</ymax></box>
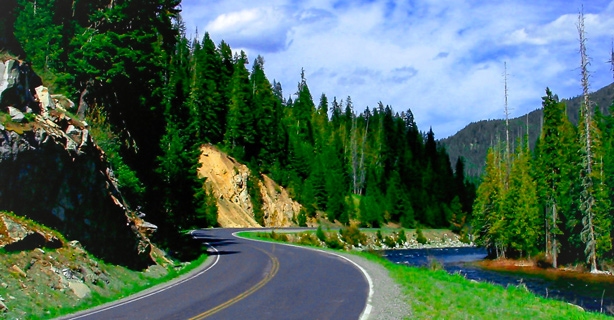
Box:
<box><xmin>62</xmin><ymin>230</ymin><xmax>221</xmax><ymax>320</ymax></box>
<box><xmin>233</xmin><ymin>230</ymin><xmax>374</xmax><ymax>320</ymax></box>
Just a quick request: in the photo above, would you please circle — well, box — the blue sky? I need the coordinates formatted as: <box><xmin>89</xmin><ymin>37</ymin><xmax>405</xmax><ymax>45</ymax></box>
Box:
<box><xmin>180</xmin><ymin>0</ymin><xmax>614</xmax><ymax>138</ymax></box>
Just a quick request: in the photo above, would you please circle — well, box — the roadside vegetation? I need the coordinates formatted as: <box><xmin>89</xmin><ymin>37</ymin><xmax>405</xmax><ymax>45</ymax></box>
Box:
<box><xmin>250</xmin><ymin>226</ymin><xmax>469</xmax><ymax>251</ymax></box>
<box><xmin>244</xmin><ymin>229</ymin><xmax>609</xmax><ymax>319</ymax></box>
<box><xmin>358</xmin><ymin>252</ymin><xmax>609</xmax><ymax>320</ymax></box>
<box><xmin>0</xmin><ymin>211</ymin><xmax>208</xmax><ymax>320</ymax></box>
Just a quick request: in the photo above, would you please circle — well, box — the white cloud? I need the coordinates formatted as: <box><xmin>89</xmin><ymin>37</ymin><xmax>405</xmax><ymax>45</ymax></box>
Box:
<box><xmin>181</xmin><ymin>0</ymin><xmax>614</xmax><ymax>138</ymax></box>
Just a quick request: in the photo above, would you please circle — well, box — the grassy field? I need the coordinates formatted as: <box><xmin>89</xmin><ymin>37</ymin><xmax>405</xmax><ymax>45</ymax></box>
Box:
<box><xmin>241</xmin><ymin>230</ymin><xmax>610</xmax><ymax>319</ymax></box>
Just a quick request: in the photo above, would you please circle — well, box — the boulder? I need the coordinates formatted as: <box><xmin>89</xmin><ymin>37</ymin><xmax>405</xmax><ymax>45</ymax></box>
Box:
<box><xmin>68</xmin><ymin>281</ymin><xmax>91</xmax><ymax>299</ymax></box>
<box><xmin>0</xmin><ymin>59</ymin><xmax>42</xmax><ymax>113</ymax></box>
<box><xmin>7</xmin><ymin>106</ymin><xmax>24</xmax><ymax>122</ymax></box>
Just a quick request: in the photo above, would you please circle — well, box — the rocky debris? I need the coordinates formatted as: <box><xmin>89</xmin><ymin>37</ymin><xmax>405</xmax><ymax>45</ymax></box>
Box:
<box><xmin>7</xmin><ymin>106</ymin><xmax>24</xmax><ymax>122</ymax></box>
<box><xmin>0</xmin><ymin>213</ymin><xmax>63</xmax><ymax>252</ymax></box>
<box><xmin>0</xmin><ymin>59</ymin><xmax>159</xmax><ymax>269</ymax></box>
<box><xmin>198</xmin><ymin>144</ymin><xmax>302</xmax><ymax>228</ymax></box>
<box><xmin>10</xmin><ymin>265</ymin><xmax>26</xmax><ymax>278</ymax></box>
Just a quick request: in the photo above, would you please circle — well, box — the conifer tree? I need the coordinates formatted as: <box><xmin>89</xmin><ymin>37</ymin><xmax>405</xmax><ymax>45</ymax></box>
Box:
<box><xmin>507</xmin><ymin>137</ymin><xmax>541</xmax><ymax>257</ymax></box>
<box><xmin>224</xmin><ymin>51</ymin><xmax>256</xmax><ymax>160</ymax></box>
<box><xmin>472</xmin><ymin>146</ymin><xmax>506</xmax><ymax>257</ymax></box>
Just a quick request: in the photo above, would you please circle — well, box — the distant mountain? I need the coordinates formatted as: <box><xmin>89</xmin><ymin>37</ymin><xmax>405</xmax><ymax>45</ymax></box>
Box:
<box><xmin>440</xmin><ymin>82</ymin><xmax>614</xmax><ymax>178</ymax></box>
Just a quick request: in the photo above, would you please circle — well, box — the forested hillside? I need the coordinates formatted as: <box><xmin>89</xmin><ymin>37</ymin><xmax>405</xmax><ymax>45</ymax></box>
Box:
<box><xmin>442</xmin><ymin>83</ymin><xmax>614</xmax><ymax>177</ymax></box>
<box><xmin>6</xmin><ymin>0</ymin><xmax>474</xmax><ymax>255</ymax></box>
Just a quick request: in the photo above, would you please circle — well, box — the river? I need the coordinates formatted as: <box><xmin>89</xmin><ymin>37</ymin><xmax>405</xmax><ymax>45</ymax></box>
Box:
<box><xmin>382</xmin><ymin>247</ymin><xmax>614</xmax><ymax>315</ymax></box>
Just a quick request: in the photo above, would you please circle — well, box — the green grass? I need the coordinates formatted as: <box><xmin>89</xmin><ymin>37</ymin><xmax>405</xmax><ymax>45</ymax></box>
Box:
<box><xmin>240</xmin><ymin>230</ymin><xmax>610</xmax><ymax>320</ymax></box>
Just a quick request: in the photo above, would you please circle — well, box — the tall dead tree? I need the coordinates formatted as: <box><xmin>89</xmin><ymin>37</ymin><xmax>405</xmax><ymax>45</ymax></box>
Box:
<box><xmin>577</xmin><ymin>8</ymin><xmax>599</xmax><ymax>273</ymax></box>
<box><xmin>504</xmin><ymin>62</ymin><xmax>511</xmax><ymax>165</ymax></box>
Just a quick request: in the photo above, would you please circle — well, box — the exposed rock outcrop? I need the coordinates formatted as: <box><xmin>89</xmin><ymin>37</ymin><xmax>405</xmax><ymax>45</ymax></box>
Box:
<box><xmin>198</xmin><ymin>144</ymin><xmax>301</xmax><ymax>228</ymax></box>
<box><xmin>0</xmin><ymin>58</ymin><xmax>160</xmax><ymax>269</ymax></box>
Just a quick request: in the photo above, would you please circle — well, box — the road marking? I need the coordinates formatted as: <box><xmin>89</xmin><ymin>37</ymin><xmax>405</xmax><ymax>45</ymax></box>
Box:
<box><xmin>188</xmin><ymin>246</ymin><xmax>280</xmax><ymax>320</ymax></box>
<box><xmin>236</xmin><ymin>230</ymin><xmax>374</xmax><ymax>320</ymax></box>
<box><xmin>63</xmin><ymin>231</ymin><xmax>220</xmax><ymax>320</ymax></box>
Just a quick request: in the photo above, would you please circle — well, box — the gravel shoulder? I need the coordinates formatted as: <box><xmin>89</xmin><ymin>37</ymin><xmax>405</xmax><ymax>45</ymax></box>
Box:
<box><xmin>337</xmin><ymin>252</ymin><xmax>411</xmax><ymax>320</ymax></box>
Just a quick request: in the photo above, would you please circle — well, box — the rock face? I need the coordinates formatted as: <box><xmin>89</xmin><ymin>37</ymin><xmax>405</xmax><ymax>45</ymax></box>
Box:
<box><xmin>198</xmin><ymin>144</ymin><xmax>301</xmax><ymax>228</ymax></box>
<box><xmin>0</xmin><ymin>59</ymin><xmax>158</xmax><ymax>269</ymax></box>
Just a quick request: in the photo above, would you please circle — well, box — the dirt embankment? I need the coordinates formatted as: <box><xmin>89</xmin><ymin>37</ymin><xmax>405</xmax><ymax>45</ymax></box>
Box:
<box><xmin>197</xmin><ymin>144</ymin><xmax>301</xmax><ymax>228</ymax></box>
<box><xmin>0</xmin><ymin>211</ymin><xmax>172</xmax><ymax>319</ymax></box>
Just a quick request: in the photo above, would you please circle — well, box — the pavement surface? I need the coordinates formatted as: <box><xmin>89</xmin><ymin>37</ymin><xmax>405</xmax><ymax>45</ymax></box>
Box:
<box><xmin>58</xmin><ymin>228</ymin><xmax>370</xmax><ymax>320</ymax></box>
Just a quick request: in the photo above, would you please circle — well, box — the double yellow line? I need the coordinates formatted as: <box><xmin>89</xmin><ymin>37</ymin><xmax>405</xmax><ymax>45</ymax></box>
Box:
<box><xmin>189</xmin><ymin>247</ymin><xmax>280</xmax><ymax>319</ymax></box>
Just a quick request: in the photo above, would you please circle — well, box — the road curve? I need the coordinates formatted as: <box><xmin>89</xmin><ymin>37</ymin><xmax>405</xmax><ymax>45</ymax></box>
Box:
<box><xmin>58</xmin><ymin>228</ymin><xmax>369</xmax><ymax>320</ymax></box>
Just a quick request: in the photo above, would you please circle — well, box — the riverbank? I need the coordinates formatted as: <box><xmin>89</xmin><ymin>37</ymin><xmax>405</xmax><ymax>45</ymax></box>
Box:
<box><xmin>478</xmin><ymin>258</ymin><xmax>614</xmax><ymax>277</ymax></box>
<box><xmin>245</xmin><ymin>230</ymin><xmax>610</xmax><ymax>319</ymax></box>
<box><xmin>263</xmin><ymin>227</ymin><xmax>473</xmax><ymax>251</ymax></box>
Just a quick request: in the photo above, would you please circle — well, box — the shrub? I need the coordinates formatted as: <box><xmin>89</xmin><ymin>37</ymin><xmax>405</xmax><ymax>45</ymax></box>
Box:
<box><xmin>397</xmin><ymin>229</ymin><xmax>407</xmax><ymax>245</ymax></box>
<box><xmin>325</xmin><ymin>234</ymin><xmax>344</xmax><ymax>250</ymax></box>
<box><xmin>383</xmin><ymin>235</ymin><xmax>396</xmax><ymax>248</ymax></box>
<box><xmin>427</xmin><ymin>256</ymin><xmax>443</xmax><ymax>270</ymax></box>
<box><xmin>339</xmin><ymin>225</ymin><xmax>367</xmax><ymax>247</ymax></box>
<box><xmin>297</xmin><ymin>232</ymin><xmax>318</xmax><ymax>246</ymax></box>
<box><xmin>297</xmin><ymin>208</ymin><xmax>307</xmax><ymax>227</ymax></box>
<box><xmin>376</xmin><ymin>229</ymin><xmax>383</xmax><ymax>241</ymax></box>
<box><xmin>416</xmin><ymin>228</ymin><xmax>428</xmax><ymax>245</ymax></box>
<box><xmin>267</xmin><ymin>230</ymin><xmax>288</xmax><ymax>242</ymax></box>
<box><xmin>316</xmin><ymin>226</ymin><xmax>326</xmax><ymax>242</ymax></box>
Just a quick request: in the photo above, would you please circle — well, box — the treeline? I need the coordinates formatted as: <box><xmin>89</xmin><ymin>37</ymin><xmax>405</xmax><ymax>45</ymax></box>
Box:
<box><xmin>10</xmin><ymin>0</ymin><xmax>474</xmax><ymax>255</ymax></box>
<box><xmin>473</xmin><ymin>11</ymin><xmax>614</xmax><ymax>272</ymax></box>
<box><xmin>166</xmin><ymin>27</ymin><xmax>475</xmax><ymax>231</ymax></box>
<box><xmin>473</xmin><ymin>87</ymin><xmax>614</xmax><ymax>269</ymax></box>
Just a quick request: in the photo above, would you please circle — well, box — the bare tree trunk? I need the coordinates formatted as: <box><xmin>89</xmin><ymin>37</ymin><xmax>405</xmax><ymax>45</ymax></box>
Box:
<box><xmin>578</xmin><ymin>7</ymin><xmax>599</xmax><ymax>273</ymax></box>
<box><xmin>350</xmin><ymin>115</ymin><xmax>359</xmax><ymax>194</ymax></box>
<box><xmin>77</xmin><ymin>80</ymin><xmax>92</xmax><ymax>120</ymax></box>
<box><xmin>552</xmin><ymin>202</ymin><xmax>558</xmax><ymax>268</ymax></box>
<box><xmin>504</xmin><ymin>62</ymin><xmax>510</xmax><ymax>166</ymax></box>
<box><xmin>578</xmin><ymin>9</ymin><xmax>592</xmax><ymax>176</ymax></box>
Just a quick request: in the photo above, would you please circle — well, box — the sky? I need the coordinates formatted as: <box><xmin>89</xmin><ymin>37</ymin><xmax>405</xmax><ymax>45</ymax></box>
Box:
<box><xmin>180</xmin><ymin>0</ymin><xmax>614</xmax><ymax>138</ymax></box>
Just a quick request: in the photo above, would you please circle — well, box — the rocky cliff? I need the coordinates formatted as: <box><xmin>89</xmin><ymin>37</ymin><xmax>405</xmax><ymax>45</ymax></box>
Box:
<box><xmin>198</xmin><ymin>144</ymin><xmax>301</xmax><ymax>228</ymax></box>
<box><xmin>0</xmin><ymin>58</ymin><xmax>162</xmax><ymax>269</ymax></box>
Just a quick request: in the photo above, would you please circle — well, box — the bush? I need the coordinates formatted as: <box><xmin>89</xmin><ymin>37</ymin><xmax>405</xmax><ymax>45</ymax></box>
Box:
<box><xmin>416</xmin><ymin>228</ymin><xmax>428</xmax><ymax>245</ymax></box>
<box><xmin>397</xmin><ymin>229</ymin><xmax>407</xmax><ymax>245</ymax></box>
<box><xmin>383</xmin><ymin>236</ymin><xmax>396</xmax><ymax>248</ymax></box>
<box><xmin>297</xmin><ymin>208</ymin><xmax>307</xmax><ymax>227</ymax></box>
<box><xmin>268</xmin><ymin>230</ymin><xmax>288</xmax><ymax>242</ymax></box>
<box><xmin>297</xmin><ymin>232</ymin><xmax>319</xmax><ymax>246</ymax></box>
<box><xmin>339</xmin><ymin>225</ymin><xmax>367</xmax><ymax>247</ymax></box>
<box><xmin>427</xmin><ymin>256</ymin><xmax>443</xmax><ymax>270</ymax></box>
<box><xmin>325</xmin><ymin>233</ymin><xmax>344</xmax><ymax>250</ymax></box>
<box><xmin>376</xmin><ymin>229</ymin><xmax>383</xmax><ymax>241</ymax></box>
<box><xmin>316</xmin><ymin>226</ymin><xmax>326</xmax><ymax>242</ymax></box>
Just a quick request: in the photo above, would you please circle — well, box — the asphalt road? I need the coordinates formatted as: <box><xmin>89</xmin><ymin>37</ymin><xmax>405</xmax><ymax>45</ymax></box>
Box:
<box><xmin>59</xmin><ymin>228</ymin><xmax>370</xmax><ymax>320</ymax></box>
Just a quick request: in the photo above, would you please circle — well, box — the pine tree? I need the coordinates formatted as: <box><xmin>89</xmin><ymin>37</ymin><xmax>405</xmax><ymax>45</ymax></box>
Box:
<box><xmin>472</xmin><ymin>146</ymin><xmax>507</xmax><ymax>257</ymax></box>
<box><xmin>224</xmin><ymin>51</ymin><xmax>256</xmax><ymax>160</ymax></box>
<box><xmin>507</xmin><ymin>137</ymin><xmax>541</xmax><ymax>257</ymax></box>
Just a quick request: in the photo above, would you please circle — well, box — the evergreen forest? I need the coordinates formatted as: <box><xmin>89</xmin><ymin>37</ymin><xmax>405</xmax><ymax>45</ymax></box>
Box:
<box><xmin>472</xmin><ymin>10</ymin><xmax>614</xmax><ymax>272</ymax></box>
<box><xmin>4</xmin><ymin>0</ymin><xmax>475</xmax><ymax>256</ymax></box>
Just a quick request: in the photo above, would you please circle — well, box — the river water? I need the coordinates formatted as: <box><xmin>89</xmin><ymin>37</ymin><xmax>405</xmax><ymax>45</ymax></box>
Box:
<box><xmin>382</xmin><ymin>247</ymin><xmax>614</xmax><ymax>315</ymax></box>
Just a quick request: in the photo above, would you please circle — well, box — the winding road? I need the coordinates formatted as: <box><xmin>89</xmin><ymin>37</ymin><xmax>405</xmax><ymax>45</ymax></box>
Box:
<box><xmin>58</xmin><ymin>228</ymin><xmax>370</xmax><ymax>320</ymax></box>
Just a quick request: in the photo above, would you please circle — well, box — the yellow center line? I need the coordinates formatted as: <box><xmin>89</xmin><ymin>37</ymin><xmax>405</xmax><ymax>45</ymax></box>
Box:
<box><xmin>188</xmin><ymin>247</ymin><xmax>280</xmax><ymax>320</ymax></box>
